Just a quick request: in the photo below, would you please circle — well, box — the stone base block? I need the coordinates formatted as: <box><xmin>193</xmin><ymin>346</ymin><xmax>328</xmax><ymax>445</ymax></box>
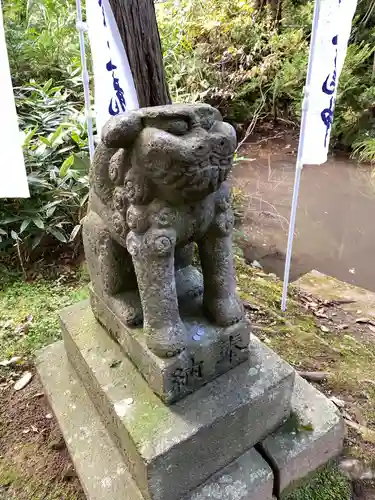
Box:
<box><xmin>260</xmin><ymin>374</ymin><xmax>345</xmax><ymax>497</ymax></box>
<box><xmin>59</xmin><ymin>301</ymin><xmax>295</xmax><ymax>500</ymax></box>
<box><xmin>90</xmin><ymin>287</ymin><xmax>250</xmax><ymax>404</ymax></box>
<box><xmin>36</xmin><ymin>341</ymin><xmax>275</xmax><ymax>500</ymax></box>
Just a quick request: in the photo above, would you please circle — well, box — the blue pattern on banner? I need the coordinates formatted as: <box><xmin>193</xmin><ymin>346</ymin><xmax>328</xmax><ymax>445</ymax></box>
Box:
<box><xmin>97</xmin><ymin>0</ymin><xmax>127</xmax><ymax>116</ymax></box>
<box><xmin>320</xmin><ymin>35</ymin><xmax>339</xmax><ymax>147</ymax></box>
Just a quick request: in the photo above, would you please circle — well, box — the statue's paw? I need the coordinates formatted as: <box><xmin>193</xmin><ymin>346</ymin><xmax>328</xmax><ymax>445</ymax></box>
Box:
<box><xmin>204</xmin><ymin>295</ymin><xmax>244</xmax><ymax>327</ymax></box>
<box><xmin>109</xmin><ymin>291</ymin><xmax>143</xmax><ymax>327</ymax></box>
<box><xmin>146</xmin><ymin>322</ymin><xmax>187</xmax><ymax>358</ymax></box>
<box><xmin>123</xmin><ymin>306</ymin><xmax>143</xmax><ymax>327</ymax></box>
<box><xmin>175</xmin><ymin>265</ymin><xmax>203</xmax><ymax>300</ymax></box>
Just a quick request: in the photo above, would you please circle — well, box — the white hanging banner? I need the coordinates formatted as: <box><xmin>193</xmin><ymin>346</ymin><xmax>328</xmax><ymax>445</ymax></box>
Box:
<box><xmin>0</xmin><ymin>6</ymin><xmax>29</xmax><ymax>198</ymax></box>
<box><xmin>300</xmin><ymin>0</ymin><xmax>358</xmax><ymax>165</ymax></box>
<box><xmin>281</xmin><ymin>0</ymin><xmax>358</xmax><ymax>311</ymax></box>
<box><xmin>86</xmin><ymin>0</ymin><xmax>139</xmax><ymax>135</ymax></box>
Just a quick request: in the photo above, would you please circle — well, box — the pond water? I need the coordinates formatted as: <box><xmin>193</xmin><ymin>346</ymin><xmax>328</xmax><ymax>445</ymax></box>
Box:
<box><xmin>232</xmin><ymin>140</ymin><xmax>375</xmax><ymax>292</ymax></box>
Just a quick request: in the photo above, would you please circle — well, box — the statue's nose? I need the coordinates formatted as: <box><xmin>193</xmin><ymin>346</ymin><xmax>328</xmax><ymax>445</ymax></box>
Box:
<box><xmin>210</xmin><ymin>121</ymin><xmax>237</xmax><ymax>153</ymax></box>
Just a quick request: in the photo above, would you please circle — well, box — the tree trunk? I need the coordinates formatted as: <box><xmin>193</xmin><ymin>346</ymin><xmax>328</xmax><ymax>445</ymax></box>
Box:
<box><xmin>108</xmin><ymin>0</ymin><xmax>171</xmax><ymax>108</ymax></box>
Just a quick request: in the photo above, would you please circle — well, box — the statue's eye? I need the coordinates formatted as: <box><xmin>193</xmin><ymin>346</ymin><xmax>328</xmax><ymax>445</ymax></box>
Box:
<box><xmin>164</xmin><ymin>119</ymin><xmax>189</xmax><ymax>136</ymax></box>
<box><xmin>200</xmin><ymin>118</ymin><xmax>214</xmax><ymax>131</ymax></box>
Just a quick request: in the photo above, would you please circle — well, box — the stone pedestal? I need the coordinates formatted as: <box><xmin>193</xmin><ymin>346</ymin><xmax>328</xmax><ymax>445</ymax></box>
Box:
<box><xmin>90</xmin><ymin>286</ymin><xmax>250</xmax><ymax>404</ymax></box>
<box><xmin>36</xmin><ymin>300</ymin><xmax>345</xmax><ymax>500</ymax></box>
<box><xmin>60</xmin><ymin>301</ymin><xmax>293</xmax><ymax>500</ymax></box>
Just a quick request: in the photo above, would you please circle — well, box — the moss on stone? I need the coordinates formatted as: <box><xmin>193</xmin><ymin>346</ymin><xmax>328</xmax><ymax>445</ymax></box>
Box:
<box><xmin>235</xmin><ymin>257</ymin><xmax>375</xmax><ymax>466</ymax></box>
<box><xmin>282</xmin><ymin>465</ymin><xmax>352</xmax><ymax>500</ymax></box>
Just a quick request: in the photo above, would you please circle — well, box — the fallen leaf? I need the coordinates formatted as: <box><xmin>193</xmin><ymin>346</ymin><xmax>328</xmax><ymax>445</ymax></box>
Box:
<box><xmin>342</xmin><ymin>410</ymin><xmax>354</xmax><ymax>422</ymax></box>
<box><xmin>340</xmin><ymin>458</ymin><xmax>375</xmax><ymax>481</ymax></box>
<box><xmin>361</xmin><ymin>379</ymin><xmax>375</xmax><ymax>388</ymax></box>
<box><xmin>336</xmin><ymin>324</ymin><xmax>349</xmax><ymax>331</ymax></box>
<box><xmin>48</xmin><ymin>437</ymin><xmax>65</xmax><ymax>450</ymax></box>
<box><xmin>0</xmin><ymin>356</ymin><xmax>21</xmax><ymax>367</ymax></box>
<box><xmin>31</xmin><ymin>392</ymin><xmax>44</xmax><ymax>399</ymax></box>
<box><xmin>306</xmin><ymin>301</ymin><xmax>319</xmax><ymax>309</ymax></box>
<box><xmin>14</xmin><ymin>315</ymin><xmax>33</xmax><ymax>336</ymax></box>
<box><xmin>329</xmin><ymin>396</ymin><xmax>346</xmax><ymax>409</ymax></box>
<box><xmin>62</xmin><ymin>464</ymin><xmax>77</xmax><ymax>480</ymax></box>
<box><xmin>14</xmin><ymin>371</ymin><xmax>32</xmax><ymax>391</ymax></box>
<box><xmin>331</xmin><ymin>299</ymin><xmax>356</xmax><ymax>306</ymax></box>
<box><xmin>355</xmin><ymin>317</ymin><xmax>375</xmax><ymax>325</ymax></box>
<box><xmin>313</xmin><ymin>308</ymin><xmax>328</xmax><ymax>319</ymax></box>
<box><xmin>344</xmin><ymin>419</ymin><xmax>375</xmax><ymax>444</ymax></box>
<box><xmin>14</xmin><ymin>323</ymin><xmax>29</xmax><ymax>336</ymax></box>
<box><xmin>243</xmin><ymin>301</ymin><xmax>260</xmax><ymax>311</ymax></box>
<box><xmin>352</xmin><ymin>407</ymin><xmax>367</xmax><ymax>426</ymax></box>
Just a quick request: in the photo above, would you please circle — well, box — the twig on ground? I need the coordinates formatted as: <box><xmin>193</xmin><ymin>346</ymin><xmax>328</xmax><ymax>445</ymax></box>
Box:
<box><xmin>236</xmin><ymin>89</ymin><xmax>267</xmax><ymax>153</ymax></box>
<box><xmin>15</xmin><ymin>239</ymin><xmax>27</xmax><ymax>280</ymax></box>
<box><xmin>251</xmin><ymin>132</ymin><xmax>284</xmax><ymax>146</ymax></box>
<box><xmin>297</xmin><ymin>371</ymin><xmax>330</xmax><ymax>382</ymax></box>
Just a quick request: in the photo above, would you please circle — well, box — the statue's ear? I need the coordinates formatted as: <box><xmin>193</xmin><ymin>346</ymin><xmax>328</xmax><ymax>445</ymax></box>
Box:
<box><xmin>102</xmin><ymin>111</ymin><xmax>143</xmax><ymax>149</ymax></box>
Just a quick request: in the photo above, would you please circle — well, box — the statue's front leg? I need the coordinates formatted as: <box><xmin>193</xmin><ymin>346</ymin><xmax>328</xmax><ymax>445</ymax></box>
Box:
<box><xmin>199</xmin><ymin>184</ymin><xmax>244</xmax><ymax>326</ymax></box>
<box><xmin>127</xmin><ymin>228</ymin><xmax>187</xmax><ymax>357</ymax></box>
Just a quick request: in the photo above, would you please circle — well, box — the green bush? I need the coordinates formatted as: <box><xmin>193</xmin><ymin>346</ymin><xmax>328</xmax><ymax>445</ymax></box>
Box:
<box><xmin>0</xmin><ymin>80</ymin><xmax>89</xmax><ymax>259</ymax></box>
<box><xmin>1</xmin><ymin>0</ymin><xmax>89</xmax><ymax>265</ymax></box>
<box><xmin>3</xmin><ymin>0</ymin><xmax>80</xmax><ymax>85</ymax></box>
<box><xmin>1</xmin><ymin>0</ymin><xmax>375</xmax><ymax>270</ymax></box>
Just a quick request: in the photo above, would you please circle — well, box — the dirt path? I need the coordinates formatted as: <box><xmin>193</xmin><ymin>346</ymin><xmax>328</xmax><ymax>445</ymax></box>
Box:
<box><xmin>0</xmin><ymin>367</ymin><xmax>84</xmax><ymax>500</ymax></box>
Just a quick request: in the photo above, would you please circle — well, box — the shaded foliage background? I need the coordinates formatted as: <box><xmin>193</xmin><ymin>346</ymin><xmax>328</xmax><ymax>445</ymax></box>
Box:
<box><xmin>158</xmin><ymin>0</ymin><xmax>375</xmax><ymax>153</ymax></box>
<box><xmin>1</xmin><ymin>0</ymin><xmax>89</xmax><ymax>268</ymax></box>
<box><xmin>0</xmin><ymin>0</ymin><xmax>374</xmax><ymax>269</ymax></box>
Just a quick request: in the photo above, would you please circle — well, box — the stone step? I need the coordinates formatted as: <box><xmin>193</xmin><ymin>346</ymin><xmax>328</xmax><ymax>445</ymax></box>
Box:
<box><xmin>294</xmin><ymin>269</ymin><xmax>375</xmax><ymax>317</ymax></box>
<box><xmin>36</xmin><ymin>340</ymin><xmax>345</xmax><ymax>500</ymax></box>
<box><xmin>37</xmin><ymin>342</ymin><xmax>143</xmax><ymax>500</ymax></box>
<box><xmin>59</xmin><ymin>300</ymin><xmax>295</xmax><ymax>500</ymax></box>
<box><xmin>260</xmin><ymin>374</ymin><xmax>344</xmax><ymax>497</ymax></box>
<box><xmin>37</xmin><ymin>341</ymin><xmax>275</xmax><ymax>500</ymax></box>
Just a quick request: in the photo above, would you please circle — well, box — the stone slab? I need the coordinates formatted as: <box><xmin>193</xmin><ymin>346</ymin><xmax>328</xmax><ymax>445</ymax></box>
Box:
<box><xmin>260</xmin><ymin>374</ymin><xmax>345</xmax><ymax>496</ymax></box>
<box><xmin>184</xmin><ymin>448</ymin><xmax>274</xmax><ymax>500</ymax></box>
<box><xmin>60</xmin><ymin>300</ymin><xmax>295</xmax><ymax>500</ymax></box>
<box><xmin>90</xmin><ymin>287</ymin><xmax>250</xmax><ymax>404</ymax></box>
<box><xmin>36</xmin><ymin>341</ymin><xmax>143</xmax><ymax>500</ymax></box>
<box><xmin>294</xmin><ymin>269</ymin><xmax>375</xmax><ymax>318</ymax></box>
<box><xmin>37</xmin><ymin>341</ymin><xmax>274</xmax><ymax>500</ymax></box>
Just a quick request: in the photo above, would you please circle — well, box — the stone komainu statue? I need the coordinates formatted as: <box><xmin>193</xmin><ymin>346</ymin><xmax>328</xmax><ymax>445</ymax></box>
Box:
<box><xmin>83</xmin><ymin>104</ymin><xmax>244</xmax><ymax>358</ymax></box>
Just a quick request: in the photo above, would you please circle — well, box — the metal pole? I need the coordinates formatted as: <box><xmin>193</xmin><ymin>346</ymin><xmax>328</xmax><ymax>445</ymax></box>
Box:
<box><xmin>281</xmin><ymin>0</ymin><xmax>321</xmax><ymax>311</ymax></box>
<box><xmin>75</xmin><ymin>0</ymin><xmax>95</xmax><ymax>162</ymax></box>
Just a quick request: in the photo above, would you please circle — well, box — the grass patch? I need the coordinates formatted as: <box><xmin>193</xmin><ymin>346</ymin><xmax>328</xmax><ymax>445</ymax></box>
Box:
<box><xmin>236</xmin><ymin>256</ymin><xmax>375</xmax><ymax>466</ymax></box>
<box><xmin>1</xmin><ymin>259</ymin><xmax>374</xmax><ymax>496</ymax></box>
<box><xmin>0</xmin><ymin>459</ymin><xmax>82</xmax><ymax>500</ymax></box>
<box><xmin>0</xmin><ymin>269</ymin><xmax>89</xmax><ymax>361</ymax></box>
<box><xmin>283</xmin><ymin>465</ymin><xmax>352</xmax><ymax>500</ymax></box>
